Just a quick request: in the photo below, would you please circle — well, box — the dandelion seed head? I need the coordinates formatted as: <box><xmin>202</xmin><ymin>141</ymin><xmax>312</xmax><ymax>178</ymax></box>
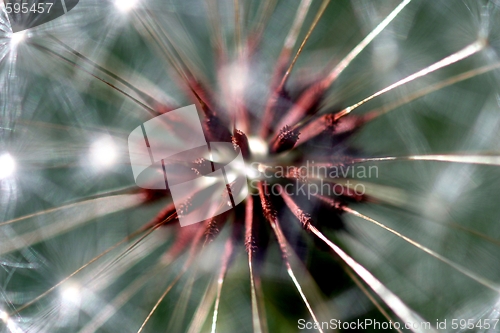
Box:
<box><xmin>0</xmin><ymin>153</ymin><xmax>16</xmax><ymax>179</ymax></box>
<box><xmin>4</xmin><ymin>0</ymin><xmax>500</xmax><ymax>331</ymax></box>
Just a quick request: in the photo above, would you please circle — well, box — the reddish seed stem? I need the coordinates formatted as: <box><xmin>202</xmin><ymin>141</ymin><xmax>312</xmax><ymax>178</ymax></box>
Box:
<box><xmin>203</xmin><ymin>217</ymin><xmax>221</xmax><ymax>247</ymax></box>
<box><xmin>257</xmin><ymin>181</ymin><xmax>289</xmax><ymax>258</ymax></box>
<box><xmin>259</xmin><ymin>51</ymin><xmax>294</xmax><ymax>138</ymax></box>
<box><xmin>296</xmin><ymin>113</ymin><xmax>373</xmax><ymax>146</ymax></box>
<box><xmin>257</xmin><ymin>181</ymin><xmax>277</xmax><ymax>224</ymax></box>
<box><xmin>143</xmin><ymin>203</ymin><xmax>178</xmax><ymax>229</ymax></box>
<box><xmin>232</xmin><ymin>129</ymin><xmax>251</xmax><ymax>159</ymax></box>
<box><xmin>270</xmin><ymin>125</ymin><xmax>300</xmax><ymax>154</ymax></box>
<box><xmin>245</xmin><ymin>195</ymin><xmax>256</xmax><ymax>254</ymax></box>
<box><xmin>204</xmin><ymin>114</ymin><xmax>233</xmax><ymax>142</ymax></box>
<box><xmin>271</xmin><ymin>80</ymin><xmax>326</xmax><ymax>138</ymax></box>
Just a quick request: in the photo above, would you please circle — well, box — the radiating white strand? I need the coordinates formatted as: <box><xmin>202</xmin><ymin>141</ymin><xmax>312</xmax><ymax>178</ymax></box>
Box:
<box><xmin>285</xmin><ymin>265</ymin><xmax>324</xmax><ymax>333</ymax></box>
<box><xmin>355</xmin><ymin>154</ymin><xmax>500</xmax><ymax>166</ymax></box>
<box><xmin>79</xmin><ymin>264</ymin><xmax>166</xmax><ymax>333</ymax></box>
<box><xmin>268</xmin><ymin>216</ymin><xmax>328</xmax><ymax>333</ymax></box>
<box><xmin>343</xmin><ymin>207</ymin><xmax>500</xmax><ymax>293</ymax></box>
<box><xmin>0</xmin><ymin>186</ymin><xmax>137</xmax><ymax>227</ymax></box>
<box><xmin>367</xmin><ymin>62</ymin><xmax>500</xmax><ymax>118</ymax></box>
<box><xmin>319</xmin><ymin>178</ymin><xmax>410</xmax><ymax>208</ymax></box>
<box><xmin>407</xmin><ymin>154</ymin><xmax>500</xmax><ymax>165</ymax></box>
<box><xmin>248</xmin><ymin>259</ymin><xmax>263</xmax><ymax>333</ymax></box>
<box><xmin>0</xmin><ymin>194</ymin><xmax>143</xmax><ymax>255</ymax></box>
<box><xmin>336</xmin><ymin>40</ymin><xmax>486</xmax><ymax>118</ymax></box>
<box><xmin>187</xmin><ymin>277</ymin><xmax>217</xmax><ymax>333</ymax></box>
<box><xmin>85</xmin><ymin>232</ymin><xmax>166</xmax><ymax>292</ymax></box>
<box><xmin>326</xmin><ymin>0</ymin><xmax>413</xmax><ymax>85</ymax></box>
<box><xmin>284</xmin><ymin>0</ymin><xmax>313</xmax><ymax>50</ymax></box>
<box><xmin>136</xmin><ymin>271</ymin><xmax>186</xmax><ymax>333</ymax></box>
<box><xmin>210</xmin><ymin>238</ymin><xmax>234</xmax><ymax>333</ymax></box>
<box><xmin>309</xmin><ymin>225</ymin><xmax>436</xmax><ymax>333</ymax></box>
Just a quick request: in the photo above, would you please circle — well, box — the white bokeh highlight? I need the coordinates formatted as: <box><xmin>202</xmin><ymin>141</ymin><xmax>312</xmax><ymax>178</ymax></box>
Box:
<box><xmin>0</xmin><ymin>153</ymin><xmax>16</xmax><ymax>179</ymax></box>
<box><xmin>10</xmin><ymin>31</ymin><xmax>26</xmax><ymax>48</ymax></box>
<box><xmin>114</xmin><ymin>0</ymin><xmax>139</xmax><ymax>12</ymax></box>
<box><xmin>89</xmin><ymin>137</ymin><xmax>118</xmax><ymax>169</ymax></box>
